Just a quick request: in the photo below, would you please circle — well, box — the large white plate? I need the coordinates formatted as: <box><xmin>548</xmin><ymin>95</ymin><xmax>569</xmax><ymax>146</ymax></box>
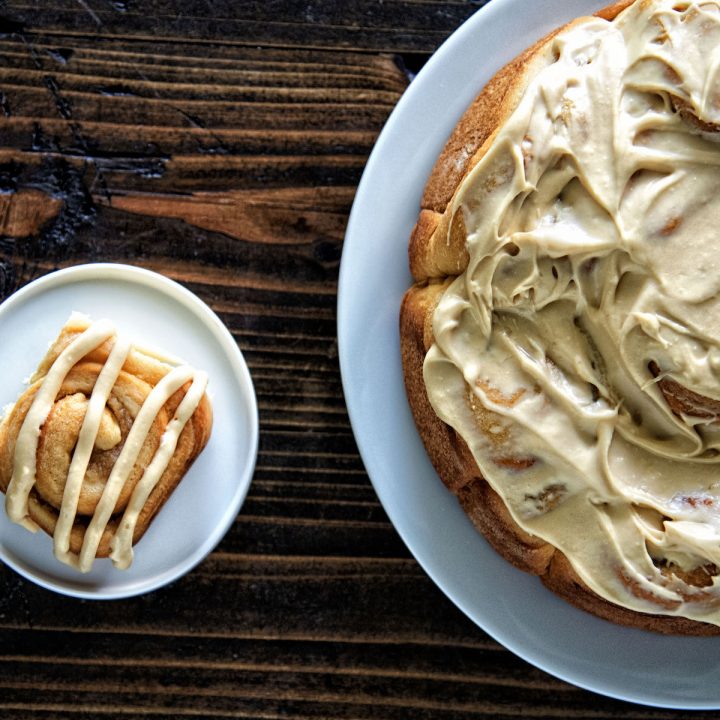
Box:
<box><xmin>0</xmin><ymin>263</ymin><xmax>258</xmax><ymax>599</ymax></box>
<box><xmin>337</xmin><ymin>0</ymin><xmax>720</xmax><ymax>709</ymax></box>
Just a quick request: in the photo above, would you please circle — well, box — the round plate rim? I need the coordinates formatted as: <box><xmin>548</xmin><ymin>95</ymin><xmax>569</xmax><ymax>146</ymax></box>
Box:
<box><xmin>337</xmin><ymin>0</ymin><xmax>720</xmax><ymax>710</ymax></box>
<box><xmin>0</xmin><ymin>262</ymin><xmax>259</xmax><ymax>600</ymax></box>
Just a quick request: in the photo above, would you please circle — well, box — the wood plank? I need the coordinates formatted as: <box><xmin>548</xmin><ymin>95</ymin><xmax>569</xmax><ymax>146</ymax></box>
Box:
<box><xmin>1</xmin><ymin>2</ymin><xmax>486</xmax><ymax>52</ymax></box>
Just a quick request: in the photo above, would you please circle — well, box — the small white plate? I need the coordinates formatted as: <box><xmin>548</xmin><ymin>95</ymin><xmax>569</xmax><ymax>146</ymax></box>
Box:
<box><xmin>338</xmin><ymin>0</ymin><xmax>720</xmax><ymax>710</ymax></box>
<box><xmin>0</xmin><ymin>263</ymin><xmax>258</xmax><ymax>599</ymax></box>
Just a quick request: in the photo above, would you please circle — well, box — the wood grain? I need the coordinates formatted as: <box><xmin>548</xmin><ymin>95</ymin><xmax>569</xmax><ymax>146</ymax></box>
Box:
<box><xmin>0</xmin><ymin>1</ymin><xmax>705</xmax><ymax>718</ymax></box>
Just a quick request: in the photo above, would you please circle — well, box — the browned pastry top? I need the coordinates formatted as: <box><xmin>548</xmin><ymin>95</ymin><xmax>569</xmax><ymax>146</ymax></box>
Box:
<box><xmin>0</xmin><ymin>314</ymin><xmax>212</xmax><ymax>572</ymax></box>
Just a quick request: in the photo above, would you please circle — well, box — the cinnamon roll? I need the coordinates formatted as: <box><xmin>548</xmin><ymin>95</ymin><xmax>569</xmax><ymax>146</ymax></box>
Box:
<box><xmin>0</xmin><ymin>313</ymin><xmax>213</xmax><ymax>572</ymax></box>
<box><xmin>401</xmin><ymin>0</ymin><xmax>720</xmax><ymax>633</ymax></box>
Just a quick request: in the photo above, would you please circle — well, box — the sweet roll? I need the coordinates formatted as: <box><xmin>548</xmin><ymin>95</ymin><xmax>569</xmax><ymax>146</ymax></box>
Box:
<box><xmin>0</xmin><ymin>313</ymin><xmax>213</xmax><ymax>572</ymax></box>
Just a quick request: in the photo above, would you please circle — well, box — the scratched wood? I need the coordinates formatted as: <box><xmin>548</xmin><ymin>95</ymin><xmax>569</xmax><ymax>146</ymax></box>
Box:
<box><xmin>0</xmin><ymin>2</ymin><xmax>708</xmax><ymax>719</ymax></box>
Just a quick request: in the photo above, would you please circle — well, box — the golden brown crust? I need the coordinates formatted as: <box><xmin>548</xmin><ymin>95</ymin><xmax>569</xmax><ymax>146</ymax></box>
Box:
<box><xmin>409</xmin><ymin>38</ymin><xmax>558</xmax><ymax>282</ymax></box>
<box><xmin>541</xmin><ymin>552</ymin><xmax>720</xmax><ymax>635</ymax></box>
<box><xmin>409</xmin><ymin>0</ymin><xmax>636</xmax><ymax>283</ymax></box>
<box><xmin>420</xmin><ymin>0</ymin><xmax>635</xmax><ymax>218</ymax></box>
<box><xmin>420</xmin><ymin>35</ymin><xmax>559</xmax><ymax>216</ymax></box>
<box><xmin>0</xmin><ymin>322</ymin><xmax>213</xmax><ymax>559</ymax></box>
<box><xmin>400</xmin><ymin>281</ymin><xmax>480</xmax><ymax>493</ymax></box>
<box><xmin>400</xmin><ymin>0</ymin><xmax>720</xmax><ymax>634</ymax></box>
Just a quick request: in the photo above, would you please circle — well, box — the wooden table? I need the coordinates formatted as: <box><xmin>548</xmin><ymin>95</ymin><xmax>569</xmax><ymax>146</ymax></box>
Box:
<box><xmin>0</xmin><ymin>2</ymin><xmax>706</xmax><ymax>718</ymax></box>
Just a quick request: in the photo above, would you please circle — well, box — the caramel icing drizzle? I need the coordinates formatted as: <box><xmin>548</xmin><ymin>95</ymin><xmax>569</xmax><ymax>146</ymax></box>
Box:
<box><xmin>4</xmin><ymin>318</ymin><xmax>207</xmax><ymax>572</ymax></box>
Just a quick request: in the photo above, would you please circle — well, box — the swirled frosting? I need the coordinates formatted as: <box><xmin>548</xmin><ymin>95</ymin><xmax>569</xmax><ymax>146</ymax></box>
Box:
<box><xmin>424</xmin><ymin>0</ymin><xmax>720</xmax><ymax>623</ymax></box>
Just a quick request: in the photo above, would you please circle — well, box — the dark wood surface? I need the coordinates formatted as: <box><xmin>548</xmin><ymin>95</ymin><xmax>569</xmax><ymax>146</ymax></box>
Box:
<box><xmin>0</xmin><ymin>2</ymin><xmax>712</xmax><ymax>718</ymax></box>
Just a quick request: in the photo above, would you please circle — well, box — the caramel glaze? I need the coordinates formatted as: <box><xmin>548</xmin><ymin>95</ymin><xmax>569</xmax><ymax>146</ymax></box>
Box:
<box><xmin>425</xmin><ymin>0</ymin><xmax>720</xmax><ymax>624</ymax></box>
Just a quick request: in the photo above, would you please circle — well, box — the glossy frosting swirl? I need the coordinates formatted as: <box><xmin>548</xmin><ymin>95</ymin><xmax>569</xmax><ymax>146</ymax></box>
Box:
<box><xmin>424</xmin><ymin>0</ymin><xmax>720</xmax><ymax>623</ymax></box>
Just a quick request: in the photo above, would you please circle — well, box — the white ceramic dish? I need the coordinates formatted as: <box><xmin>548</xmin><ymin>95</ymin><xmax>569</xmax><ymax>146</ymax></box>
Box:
<box><xmin>337</xmin><ymin>0</ymin><xmax>720</xmax><ymax>709</ymax></box>
<box><xmin>0</xmin><ymin>263</ymin><xmax>258</xmax><ymax>599</ymax></box>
